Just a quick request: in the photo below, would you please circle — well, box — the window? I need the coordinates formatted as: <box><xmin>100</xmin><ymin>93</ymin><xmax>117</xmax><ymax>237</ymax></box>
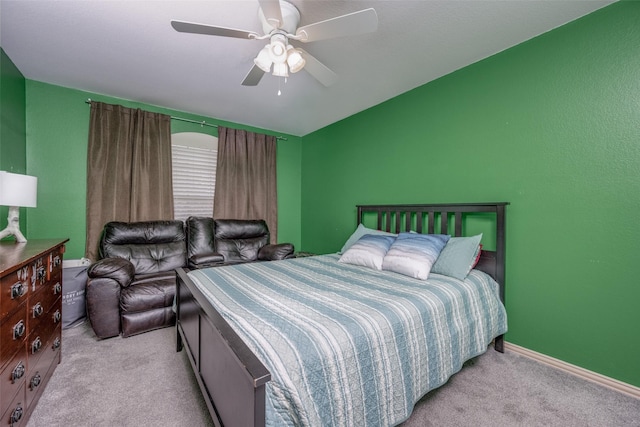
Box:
<box><xmin>171</xmin><ymin>132</ymin><xmax>218</xmax><ymax>221</ymax></box>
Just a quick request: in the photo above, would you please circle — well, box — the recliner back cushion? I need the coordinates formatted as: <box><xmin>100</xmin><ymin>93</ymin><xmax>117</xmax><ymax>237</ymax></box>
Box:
<box><xmin>214</xmin><ymin>219</ymin><xmax>270</xmax><ymax>262</ymax></box>
<box><xmin>186</xmin><ymin>217</ymin><xmax>216</xmax><ymax>258</ymax></box>
<box><xmin>100</xmin><ymin>221</ymin><xmax>186</xmax><ymax>274</ymax></box>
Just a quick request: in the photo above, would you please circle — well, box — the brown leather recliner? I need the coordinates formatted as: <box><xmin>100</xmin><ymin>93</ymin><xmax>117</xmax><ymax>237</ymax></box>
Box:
<box><xmin>186</xmin><ymin>217</ymin><xmax>294</xmax><ymax>269</ymax></box>
<box><xmin>86</xmin><ymin>220</ymin><xmax>186</xmax><ymax>339</ymax></box>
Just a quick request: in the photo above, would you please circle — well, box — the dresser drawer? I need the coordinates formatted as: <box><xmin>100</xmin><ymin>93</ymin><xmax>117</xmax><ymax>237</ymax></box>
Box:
<box><xmin>1</xmin><ymin>239</ymin><xmax>68</xmax><ymax>427</ymax></box>
<box><xmin>1</xmin><ymin>351</ymin><xmax>26</xmax><ymax>417</ymax></box>
<box><xmin>1</xmin><ymin>265</ymin><xmax>30</xmax><ymax>319</ymax></box>
<box><xmin>29</xmin><ymin>256</ymin><xmax>48</xmax><ymax>293</ymax></box>
<box><xmin>28</xmin><ymin>284</ymin><xmax>62</xmax><ymax>336</ymax></box>
<box><xmin>0</xmin><ymin>303</ymin><xmax>27</xmax><ymax>363</ymax></box>
<box><xmin>26</xmin><ymin>295</ymin><xmax>61</xmax><ymax>364</ymax></box>
<box><xmin>1</xmin><ymin>381</ymin><xmax>26</xmax><ymax>427</ymax></box>
<box><xmin>43</xmin><ymin>272</ymin><xmax>63</xmax><ymax>302</ymax></box>
<box><xmin>26</xmin><ymin>325</ymin><xmax>61</xmax><ymax>409</ymax></box>
<box><xmin>47</xmin><ymin>246</ymin><xmax>64</xmax><ymax>281</ymax></box>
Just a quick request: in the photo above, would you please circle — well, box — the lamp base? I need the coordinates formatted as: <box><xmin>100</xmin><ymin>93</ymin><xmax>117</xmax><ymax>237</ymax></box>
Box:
<box><xmin>0</xmin><ymin>206</ymin><xmax>27</xmax><ymax>243</ymax></box>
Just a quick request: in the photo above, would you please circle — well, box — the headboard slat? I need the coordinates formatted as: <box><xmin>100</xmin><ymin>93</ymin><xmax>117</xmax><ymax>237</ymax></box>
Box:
<box><xmin>356</xmin><ymin>202</ymin><xmax>508</xmax><ymax>290</ymax></box>
<box><xmin>454</xmin><ymin>212</ymin><xmax>462</xmax><ymax>237</ymax></box>
<box><xmin>440</xmin><ymin>211</ymin><xmax>448</xmax><ymax>234</ymax></box>
<box><xmin>427</xmin><ymin>211</ymin><xmax>435</xmax><ymax>234</ymax></box>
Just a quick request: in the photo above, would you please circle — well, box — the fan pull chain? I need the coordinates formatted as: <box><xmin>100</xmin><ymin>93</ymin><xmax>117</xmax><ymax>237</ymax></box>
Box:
<box><xmin>278</xmin><ymin>77</ymin><xmax>288</xmax><ymax>97</ymax></box>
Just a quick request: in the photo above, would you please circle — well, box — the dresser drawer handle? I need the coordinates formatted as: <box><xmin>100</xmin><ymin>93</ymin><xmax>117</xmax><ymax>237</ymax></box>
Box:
<box><xmin>37</xmin><ymin>266</ymin><xmax>46</xmax><ymax>281</ymax></box>
<box><xmin>30</xmin><ymin>372</ymin><xmax>42</xmax><ymax>390</ymax></box>
<box><xmin>32</xmin><ymin>302</ymin><xmax>44</xmax><ymax>318</ymax></box>
<box><xmin>31</xmin><ymin>336</ymin><xmax>42</xmax><ymax>354</ymax></box>
<box><xmin>10</xmin><ymin>404</ymin><xmax>23</xmax><ymax>426</ymax></box>
<box><xmin>13</xmin><ymin>320</ymin><xmax>26</xmax><ymax>340</ymax></box>
<box><xmin>53</xmin><ymin>282</ymin><xmax>62</xmax><ymax>295</ymax></box>
<box><xmin>11</xmin><ymin>282</ymin><xmax>26</xmax><ymax>299</ymax></box>
<box><xmin>11</xmin><ymin>362</ymin><xmax>26</xmax><ymax>383</ymax></box>
<box><xmin>53</xmin><ymin>309</ymin><xmax>62</xmax><ymax>323</ymax></box>
<box><xmin>53</xmin><ymin>255</ymin><xmax>62</xmax><ymax>268</ymax></box>
<box><xmin>53</xmin><ymin>337</ymin><xmax>61</xmax><ymax>350</ymax></box>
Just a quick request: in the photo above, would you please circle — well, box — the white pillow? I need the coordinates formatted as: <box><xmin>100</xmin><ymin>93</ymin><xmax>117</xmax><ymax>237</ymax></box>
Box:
<box><xmin>339</xmin><ymin>234</ymin><xmax>396</xmax><ymax>270</ymax></box>
<box><xmin>382</xmin><ymin>233</ymin><xmax>450</xmax><ymax>280</ymax></box>
<box><xmin>339</xmin><ymin>223</ymin><xmax>397</xmax><ymax>254</ymax></box>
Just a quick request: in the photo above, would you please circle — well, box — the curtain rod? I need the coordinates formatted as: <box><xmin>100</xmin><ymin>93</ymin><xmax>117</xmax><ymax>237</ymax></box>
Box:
<box><xmin>85</xmin><ymin>99</ymin><xmax>287</xmax><ymax>141</ymax></box>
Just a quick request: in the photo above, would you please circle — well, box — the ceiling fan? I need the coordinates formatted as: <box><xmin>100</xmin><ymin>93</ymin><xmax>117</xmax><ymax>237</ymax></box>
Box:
<box><xmin>170</xmin><ymin>0</ymin><xmax>378</xmax><ymax>87</ymax></box>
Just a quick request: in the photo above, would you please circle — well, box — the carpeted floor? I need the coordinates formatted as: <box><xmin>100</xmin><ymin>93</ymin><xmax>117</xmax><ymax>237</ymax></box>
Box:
<box><xmin>27</xmin><ymin>321</ymin><xmax>640</xmax><ymax>427</ymax></box>
<box><xmin>27</xmin><ymin>321</ymin><xmax>214</xmax><ymax>427</ymax></box>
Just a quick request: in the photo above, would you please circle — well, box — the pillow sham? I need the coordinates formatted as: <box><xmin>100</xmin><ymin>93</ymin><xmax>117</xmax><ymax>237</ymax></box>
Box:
<box><xmin>382</xmin><ymin>233</ymin><xmax>450</xmax><ymax>280</ymax></box>
<box><xmin>339</xmin><ymin>223</ymin><xmax>397</xmax><ymax>254</ymax></box>
<box><xmin>339</xmin><ymin>234</ymin><xmax>396</xmax><ymax>270</ymax></box>
<box><xmin>431</xmin><ymin>234</ymin><xmax>483</xmax><ymax>280</ymax></box>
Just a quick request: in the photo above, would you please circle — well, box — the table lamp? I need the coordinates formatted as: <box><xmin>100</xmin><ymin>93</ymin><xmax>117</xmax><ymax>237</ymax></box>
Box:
<box><xmin>0</xmin><ymin>171</ymin><xmax>38</xmax><ymax>243</ymax></box>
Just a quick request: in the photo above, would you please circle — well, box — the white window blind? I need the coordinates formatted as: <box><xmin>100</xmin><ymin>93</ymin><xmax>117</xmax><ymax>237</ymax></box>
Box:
<box><xmin>171</xmin><ymin>144</ymin><xmax>217</xmax><ymax>221</ymax></box>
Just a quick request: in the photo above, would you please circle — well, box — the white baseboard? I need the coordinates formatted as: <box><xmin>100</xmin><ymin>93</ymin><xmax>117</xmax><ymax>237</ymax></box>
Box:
<box><xmin>504</xmin><ymin>342</ymin><xmax>640</xmax><ymax>400</ymax></box>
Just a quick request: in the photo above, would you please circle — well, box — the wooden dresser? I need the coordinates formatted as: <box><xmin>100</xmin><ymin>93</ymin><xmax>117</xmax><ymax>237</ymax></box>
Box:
<box><xmin>1</xmin><ymin>239</ymin><xmax>68</xmax><ymax>426</ymax></box>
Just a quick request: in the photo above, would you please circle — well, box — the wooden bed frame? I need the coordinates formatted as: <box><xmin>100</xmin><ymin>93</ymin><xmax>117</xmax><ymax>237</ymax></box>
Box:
<box><xmin>176</xmin><ymin>202</ymin><xmax>508</xmax><ymax>427</ymax></box>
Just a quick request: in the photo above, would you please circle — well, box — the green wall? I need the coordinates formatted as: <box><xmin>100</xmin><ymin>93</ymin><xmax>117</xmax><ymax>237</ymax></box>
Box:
<box><xmin>301</xmin><ymin>2</ymin><xmax>640</xmax><ymax>387</ymax></box>
<box><xmin>5</xmin><ymin>1</ymin><xmax>638</xmax><ymax>391</ymax></box>
<box><xmin>0</xmin><ymin>48</ymin><xmax>28</xmax><ymax>237</ymax></box>
<box><xmin>24</xmin><ymin>80</ymin><xmax>301</xmax><ymax>259</ymax></box>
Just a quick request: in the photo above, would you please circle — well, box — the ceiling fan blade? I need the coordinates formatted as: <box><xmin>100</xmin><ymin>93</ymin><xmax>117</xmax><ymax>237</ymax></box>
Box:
<box><xmin>241</xmin><ymin>64</ymin><xmax>266</xmax><ymax>86</ymax></box>
<box><xmin>295</xmin><ymin>8</ymin><xmax>378</xmax><ymax>43</ymax></box>
<box><xmin>258</xmin><ymin>0</ymin><xmax>283</xmax><ymax>29</ymax></box>
<box><xmin>298</xmin><ymin>49</ymin><xmax>337</xmax><ymax>87</ymax></box>
<box><xmin>171</xmin><ymin>20</ymin><xmax>257</xmax><ymax>39</ymax></box>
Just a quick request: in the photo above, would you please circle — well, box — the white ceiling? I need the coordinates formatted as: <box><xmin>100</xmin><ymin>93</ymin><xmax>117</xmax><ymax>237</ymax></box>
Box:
<box><xmin>1</xmin><ymin>0</ymin><xmax>614</xmax><ymax>137</ymax></box>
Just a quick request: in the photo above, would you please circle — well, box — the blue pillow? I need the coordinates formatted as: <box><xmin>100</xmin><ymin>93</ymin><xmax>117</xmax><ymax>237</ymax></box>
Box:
<box><xmin>382</xmin><ymin>233</ymin><xmax>450</xmax><ymax>280</ymax></box>
<box><xmin>338</xmin><ymin>234</ymin><xmax>396</xmax><ymax>270</ymax></box>
<box><xmin>432</xmin><ymin>234</ymin><xmax>483</xmax><ymax>280</ymax></box>
<box><xmin>339</xmin><ymin>223</ymin><xmax>397</xmax><ymax>254</ymax></box>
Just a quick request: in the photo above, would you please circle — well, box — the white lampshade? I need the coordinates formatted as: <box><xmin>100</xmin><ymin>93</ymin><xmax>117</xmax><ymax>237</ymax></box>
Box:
<box><xmin>287</xmin><ymin>47</ymin><xmax>306</xmax><ymax>73</ymax></box>
<box><xmin>254</xmin><ymin>45</ymin><xmax>272</xmax><ymax>73</ymax></box>
<box><xmin>272</xmin><ymin>62</ymin><xmax>289</xmax><ymax>78</ymax></box>
<box><xmin>0</xmin><ymin>171</ymin><xmax>37</xmax><ymax>207</ymax></box>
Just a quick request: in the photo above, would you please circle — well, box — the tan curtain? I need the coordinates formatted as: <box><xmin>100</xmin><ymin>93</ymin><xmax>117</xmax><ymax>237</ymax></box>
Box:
<box><xmin>213</xmin><ymin>126</ymin><xmax>278</xmax><ymax>243</ymax></box>
<box><xmin>85</xmin><ymin>101</ymin><xmax>173</xmax><ymax>260</ymax></box>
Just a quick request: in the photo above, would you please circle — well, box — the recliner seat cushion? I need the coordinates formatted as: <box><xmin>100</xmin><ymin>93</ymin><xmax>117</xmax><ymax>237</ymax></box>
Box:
<box><xmin>120</xmin><ymin>273</ymin><xmax>176</xmax><ymax>313</ymax></box>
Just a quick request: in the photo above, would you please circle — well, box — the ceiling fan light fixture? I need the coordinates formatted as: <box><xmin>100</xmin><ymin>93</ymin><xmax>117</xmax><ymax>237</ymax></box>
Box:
<box><xmin>286</xmin><ymin>46</ymin><xmax>305</xmax><ymax>73</ymax></box>
<box><xmin>254</xmin><ymin>45</ymin><xmax>272</xmax><ymax>72</ymax></box>
<box><xmin>268</xmin><ymin>37</ymin><xmax>288</xmax><ymax>63</ymax></box>
<box><xmin>272</xmin><ymin>62</ymin><xmax>289</xmax><ymax>78</ymax></box>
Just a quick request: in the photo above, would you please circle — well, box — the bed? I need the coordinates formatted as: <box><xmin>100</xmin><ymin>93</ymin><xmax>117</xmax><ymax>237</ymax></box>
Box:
<box><xmin>176</xmin><ymin>203</ymin><xmax>508</xmax><ymax>427</ymax></box>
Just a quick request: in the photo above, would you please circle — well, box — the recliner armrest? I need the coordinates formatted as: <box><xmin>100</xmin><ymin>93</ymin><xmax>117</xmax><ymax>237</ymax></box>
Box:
<box><xmin>88</xmin><ymin>257</ymin><xmax>136</xmax><ymax>288</ymax></box>
<box><xmin>188</xmin><ymin>252</ymin><xmax>225</xmax><ymax>269</ymax></box>
<box><xmin>258</xmin><ymin>243</ymin><xmax>295</xmax><ymax>261</ymax></box>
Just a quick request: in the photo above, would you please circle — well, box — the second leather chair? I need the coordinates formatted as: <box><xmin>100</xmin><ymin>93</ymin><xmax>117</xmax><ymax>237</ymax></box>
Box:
<box><xmin>186</xmin><ymin>217</ymin><xmax>294</xmax><ymax>269</ymax></box>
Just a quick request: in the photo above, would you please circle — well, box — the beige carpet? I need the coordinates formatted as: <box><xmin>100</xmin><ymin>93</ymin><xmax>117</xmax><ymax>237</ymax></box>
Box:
<box><xmin>27</xmin><ymin>321</ymin><xmax>640</xmax><ymax>427</ymax></box>
<box><xmin>27</xmin><ymin>321</ymin><xmax>213</xmax><ymax>427</ymax></box>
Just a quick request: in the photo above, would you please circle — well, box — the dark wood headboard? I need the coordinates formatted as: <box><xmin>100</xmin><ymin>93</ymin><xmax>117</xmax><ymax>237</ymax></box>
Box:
<box><xmin>356</xmin><ymin>203</ymin><xmax>508</xmax><ymax>302</ymax></box>
<box><xmin>357</xmin><ymin>203</ymin><xmax>508</xmax><ymax>352</ymax></box>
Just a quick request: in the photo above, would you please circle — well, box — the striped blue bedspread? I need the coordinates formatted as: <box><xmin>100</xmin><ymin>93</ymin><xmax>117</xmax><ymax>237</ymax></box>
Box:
<box><xmin>188</xmin><ymin>254</ymin><xmax>507</xmax><ymax>427</ymax></box>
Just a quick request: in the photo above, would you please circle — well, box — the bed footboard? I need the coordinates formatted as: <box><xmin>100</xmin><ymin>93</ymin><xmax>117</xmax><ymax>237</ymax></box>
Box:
<box><xmin>176</xmin><ymin>268</ymin><xmax>270</xmax><ymax>427</ymax></box>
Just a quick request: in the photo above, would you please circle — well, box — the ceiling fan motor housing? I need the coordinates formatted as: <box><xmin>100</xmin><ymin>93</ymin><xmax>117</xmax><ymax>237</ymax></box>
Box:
<box><xmin>258</xmin><ymin>0</ymin><xmax>300</xmax><ymax>34</ymax></box>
